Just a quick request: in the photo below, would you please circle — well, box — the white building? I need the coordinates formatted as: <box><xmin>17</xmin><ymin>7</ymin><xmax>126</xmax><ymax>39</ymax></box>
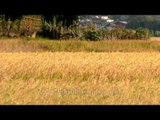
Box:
<box><xmin>79</xmin><ymin>15</ymin><xmax>114</xmax><ymax>28</ymax></box>
<box><xmin>101</xmin><ymin>16</ymin><xmax>109</xmax><ymax>20</ymax></box>
<box><xmin>106</xmin><ymin>19</ymin><xmax>114</xmax><ymax>23</ymax></box>
<box><xmin>95</xmin><ymin>16</ymin><xmax>99</xmax><ymax>19</ymax></box>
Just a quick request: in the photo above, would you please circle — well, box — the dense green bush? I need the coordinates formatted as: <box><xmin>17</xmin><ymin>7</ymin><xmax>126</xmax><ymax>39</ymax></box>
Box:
<box><xmin>155</xmin><ymin>31</ymin><xmax>160</xmax><ymax>37</ymax></box>
<box><xmin>61</xmin><ymin>21</ymin><xmax>79</xmax><ymax>40</ymax></box>
<box><xmin>84</xmin><ymin>30</ymin><xmax>100</xmax><ymax>41</ymax></box>
<box><xmin>135</xmin><ymin>28</ymin><xmax>150</xmax><ymax>39</ymax></box>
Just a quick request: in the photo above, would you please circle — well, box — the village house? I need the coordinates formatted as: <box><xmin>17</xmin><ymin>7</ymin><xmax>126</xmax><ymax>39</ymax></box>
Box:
<box><xmin>79</xmin><ymin>15</ymin><xmax>128</xmax><ymax>30</ymax></box>
<box><xmin>114</xmin><ymin>21</ymin><xmax>128</xmax><ymax>28</ymax></box>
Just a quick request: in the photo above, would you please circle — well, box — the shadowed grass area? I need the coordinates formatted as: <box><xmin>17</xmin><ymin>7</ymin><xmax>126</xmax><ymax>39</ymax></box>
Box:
<box><xmin>0</xmin><ymin>38</ymin><xmax>160</xmax><ymax>52</ymax></box>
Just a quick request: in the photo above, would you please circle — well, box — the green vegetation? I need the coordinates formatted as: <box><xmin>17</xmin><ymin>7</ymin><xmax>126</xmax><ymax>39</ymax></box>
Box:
<box><xmin>0</xmin><ymin>15</ymin><xmax>78</xmax><ymax>39</ymax></box>
<box><xmin>0</xmin><ymin>38</ymin><xmax>160</xmax><ymax>52</ymax></box>
<box><xmin>109</xmin><ymin>15</ymin><xmax>160</xmax><ymax>36</ymax></box>
<box><xmin>0</xmin><ymin>15</ymin><xmax>153</xmax><ymax>40</ymax></box>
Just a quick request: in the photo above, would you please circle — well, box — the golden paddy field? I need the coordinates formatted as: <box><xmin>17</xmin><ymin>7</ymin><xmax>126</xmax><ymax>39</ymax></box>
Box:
<box><xmin>0</xmin><ymin>52</ymin><xmax>160</xmax><ymax>104</ymax></box>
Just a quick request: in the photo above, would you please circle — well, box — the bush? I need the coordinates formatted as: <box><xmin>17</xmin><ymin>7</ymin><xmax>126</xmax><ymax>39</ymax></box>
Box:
<box><xmin>84</xmin><ymin>30</ymin><xmax>100</xmax><ymax>41</ymax></box>
<box><xmin>135</xmin><ymin>28</ymin><xmax>150</xmax><ymax>39</ymax></box>
<box><xmin>155</xmin><ymin>31</ymin><xmax>160</xmax><ymax>37</ymax></box>
<box><xmin>61</xmin><ymin>32</ymin><xmax>78</xmax><ymax>40</ymax></box>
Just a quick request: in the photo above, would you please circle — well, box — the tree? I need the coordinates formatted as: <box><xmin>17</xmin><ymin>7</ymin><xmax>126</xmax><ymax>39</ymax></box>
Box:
<box><xmin>126</xmin><ymin>15</ymin><xmax>160</xmax><ymax>36</ymax></box>
<box><xmin>0</xmin><ymin>14</ymin><xmax>22</xmax><ymax>36</ymax></box>
<box><xmin>40</xmin><ymin>15</ymin><xmax>79</xmax><ymax>39</ymax></box>
<box><xmin>20</xmin><ymin>15</ymin><xmax>42</xmax><ymax>38</ymax></box>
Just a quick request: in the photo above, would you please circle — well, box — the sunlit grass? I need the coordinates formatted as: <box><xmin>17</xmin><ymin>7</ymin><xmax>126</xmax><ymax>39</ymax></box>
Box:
<box><xmin>1</xmin><ymin>52</ymin><xmax>160</xmax><ymax>104</ymax></box>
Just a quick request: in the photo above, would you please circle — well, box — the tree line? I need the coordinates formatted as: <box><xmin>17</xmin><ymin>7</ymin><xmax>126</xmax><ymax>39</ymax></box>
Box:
<box><xmin>0</xmin><ymin>15</ymin><xmax>151</xmax><ymax>40</ymax></box>
<box><xmin>109</xmin><ymin>15</ymin><xmax>160</xmax><ymax>36</ymax></box>
<box><xmin>80</xmin><ymin>23</ymin><xmax>150</xmax><ymax>40</ymax></box>
<box><xmin>0</xmin><ymin>15</ymin><xmax>78</xmax><ymax>39</ymax></box>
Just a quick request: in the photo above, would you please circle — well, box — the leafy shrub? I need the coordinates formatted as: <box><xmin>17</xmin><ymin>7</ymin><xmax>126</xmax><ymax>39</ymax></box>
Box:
<box><xmin>135</xmin><ymin>28</ymin><xmax>150</xmax><ymax>39</ymax></box>
<box><xmin>84</xmin><ymin>30</ymin><xmax>100</xmax><ymax>41</ymax></box>
<box><xmin>155</xmin><ymin>31</ymin><xmax>160</xmax><ymax>37</ymax></box>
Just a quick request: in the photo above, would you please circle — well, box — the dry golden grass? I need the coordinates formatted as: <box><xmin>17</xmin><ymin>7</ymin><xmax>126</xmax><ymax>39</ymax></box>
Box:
<box><xmin>1</xmin><ymin>52</ymin><xmax>160</xmax><ymax>104</ymax></box>
<box><xmin>150</xmin><ymin>37</ymin><xmax>160</xmax><ymax>41</ymax></box>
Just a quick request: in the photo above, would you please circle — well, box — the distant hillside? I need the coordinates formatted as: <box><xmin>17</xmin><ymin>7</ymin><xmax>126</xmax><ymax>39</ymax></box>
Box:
<box><xmin>108</xmin><ymin>15</ymin><xmax>160</xmax><ymax>21</ymax></box>
<box><xmin>84</xmin><ymin>15</ymin><xmax>160</xmax><ymax>36</ymax></box>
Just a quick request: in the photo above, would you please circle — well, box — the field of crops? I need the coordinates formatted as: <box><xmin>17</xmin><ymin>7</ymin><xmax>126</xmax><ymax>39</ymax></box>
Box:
<box><xmin>1</xmin><ymin>52</ymin><xmax>160</xmax><ymax>104</ymax></box>
<box><xmin>0</xmin><ymin>38</ymin><xmax>160</xmax><ymax>52</ymax></box>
